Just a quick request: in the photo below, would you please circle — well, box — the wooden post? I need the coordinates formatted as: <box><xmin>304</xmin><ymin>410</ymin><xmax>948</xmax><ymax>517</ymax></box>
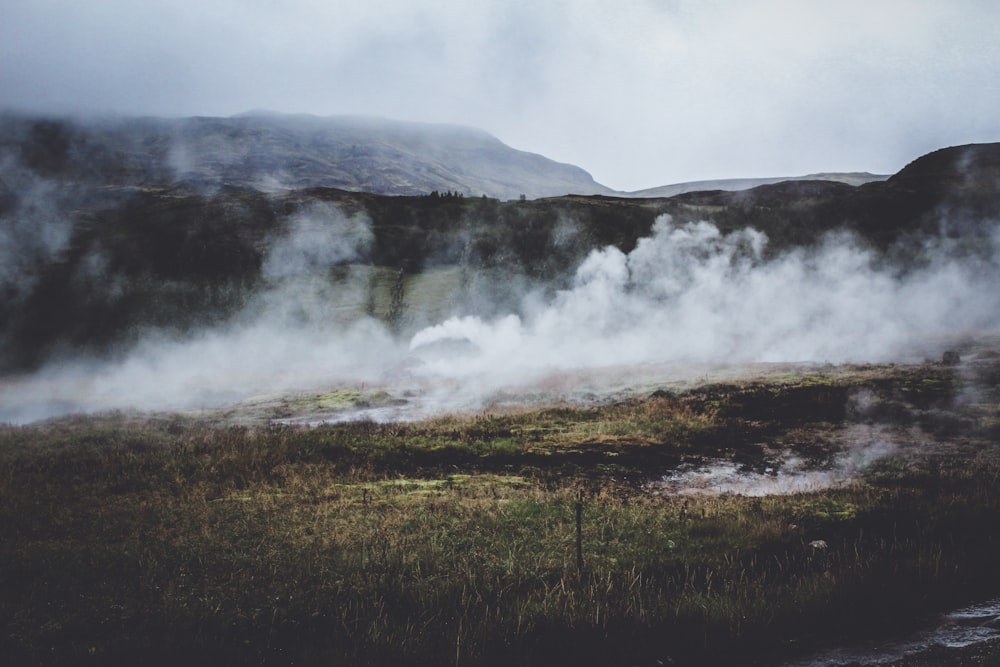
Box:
<box><xmin>576</xmin><ymin>490</ymin><xmax>584</xmax><ymax>575</ymax></box>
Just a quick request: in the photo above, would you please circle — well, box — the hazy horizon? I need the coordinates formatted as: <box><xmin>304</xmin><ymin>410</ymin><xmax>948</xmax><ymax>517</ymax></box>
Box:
<box><xmin>4</xmin><ymin>1</ymin><xmax>1000</xmax><ymax>191</ymax></box>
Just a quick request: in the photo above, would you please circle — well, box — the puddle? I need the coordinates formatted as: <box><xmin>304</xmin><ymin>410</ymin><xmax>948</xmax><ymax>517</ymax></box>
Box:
<box><xmin>651</xmin><ymin>438</ymin><xmax>898</xmax><ymax>497</ymax></box>
<box><xmin>784</xmin><ymin>598</ymin><xmax>1000</xmax><ymax>666</ymax></box>
<box><xmin>654</xmin><ymin>459</ymin><xmax>842</xmax><ymax>497</ymax></box>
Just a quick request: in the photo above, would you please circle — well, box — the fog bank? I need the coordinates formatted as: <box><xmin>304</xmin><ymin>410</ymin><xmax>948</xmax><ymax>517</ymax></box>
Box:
<box><xmin>2</xmin><ymin>213</ymin><xmax>998</xmax><ymax>424</ymax></box>
<box><xmin>411</xmin><ymin>216</ymin><xmax>1000</xmax><ymax>380</ymax></box>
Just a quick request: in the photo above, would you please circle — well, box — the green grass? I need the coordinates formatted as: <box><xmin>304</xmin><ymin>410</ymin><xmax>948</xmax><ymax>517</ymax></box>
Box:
<box><xmin>2</xmin><ymin>365</ymin><xmax>999</xmax><ymax>666</ymax></box>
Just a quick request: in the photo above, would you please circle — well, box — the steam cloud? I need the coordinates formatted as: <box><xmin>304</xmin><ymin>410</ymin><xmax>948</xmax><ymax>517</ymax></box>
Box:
<box><xmin>411</xmin><ymin>216</ymin><xmax>1000</xmax><ymax>381</ymax></box>
<box><xmin>654</xmin><ymin>427</ymin><xmax>900</xmax><ymax>497</ymax></box>
<box><xmin>0</xmin><ymin>204</ymin><xmax>402</xmax><ymax>422</ymax></box>
<box><xmin>2</xmin><ymin>211</ymin><xmax>999</xmax><ymax>424</ymax></box>
<box><xmin>0</xmin><ymin>156</ymin><xmax>73</xmax><ymax>302</ymax></box>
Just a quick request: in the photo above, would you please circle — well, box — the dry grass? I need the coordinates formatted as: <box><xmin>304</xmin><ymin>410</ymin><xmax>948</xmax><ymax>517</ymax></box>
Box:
<box><xmin>2</xmin><ymin>364</ymin><xmax>999</xmax><ymax>666</ymax></box>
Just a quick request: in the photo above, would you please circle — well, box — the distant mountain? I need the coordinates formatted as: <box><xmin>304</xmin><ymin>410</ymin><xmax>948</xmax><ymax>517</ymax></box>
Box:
<box><xmin>626</xmin><ymin>172</ymin><xmax>889</xmax><ymax>198</ymax></box>
<box><xmin>1</xmin><ymin>110</ymin><xmax>900</xmax><ymax>202</ymax></box>
<box><xmin>615</xmin><ymin>142</ymin><xmax>1000</xmax><ymax>249</ymax></box>
<box><xmin>0</xmin><ymin>111</ymin><xmax>615</xmax><ymax>200</ymax></box>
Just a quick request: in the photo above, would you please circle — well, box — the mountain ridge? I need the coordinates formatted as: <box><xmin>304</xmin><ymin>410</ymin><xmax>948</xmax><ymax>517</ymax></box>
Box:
<box><xmin>0</xmin><ymin>110</ymin><xmax>615</xmax><ymax>200</ymax></box>
<box><xmin>625</xmin><ymin>172</ymin><xmax>890</xmax><ymax>198</ymax></box>
<box><xmin>2</xmin><ymin>110</ymin><xmax>903</xmax><ymax>201</ymax></box>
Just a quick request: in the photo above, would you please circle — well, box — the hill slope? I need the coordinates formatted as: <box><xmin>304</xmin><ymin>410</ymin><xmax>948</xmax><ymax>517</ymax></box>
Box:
<box><xmin>627</xmin><ymin>172</ymin><xmax>889</xmax><ymax>198</ymax></box>
<box><xmin>0</xmin><ymin>111</ymin><xmax>614</xmax><ymax>200</ymax></box>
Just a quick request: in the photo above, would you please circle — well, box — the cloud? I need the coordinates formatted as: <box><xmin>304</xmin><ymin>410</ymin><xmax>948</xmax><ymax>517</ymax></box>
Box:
<box><xmin>4</xmin><ymin>1</ymin><xmax>1000</xmax><ymax>190</ymax></box>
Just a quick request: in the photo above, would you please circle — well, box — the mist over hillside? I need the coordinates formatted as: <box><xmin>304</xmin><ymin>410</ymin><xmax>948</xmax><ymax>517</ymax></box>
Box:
<box><xmin>0</xmin><ymin>111</ymin><xmax>613</xmax><ymax>200</ymax></box>
<box><xmin>627</xmin><ymin>172</ymin><xmax>890</xmax><ymax>198</ymax></box>
<box><xmin>2</xmin><ymin>110</ymin><xmax>1000</xmax><ymax>423</ymax></box>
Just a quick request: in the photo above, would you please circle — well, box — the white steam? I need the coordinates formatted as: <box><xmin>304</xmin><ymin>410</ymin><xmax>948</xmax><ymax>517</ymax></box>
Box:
<box><xmin>262</xmin><ymin>202</ymin><xmax>373</xmax><ymax>279</ymax></box>
<box><xmin>2</xmin><ymin>212</ymin><xmax>999</xmax><ymax>424</ymax></box>
<box><xmin>409</xmin><ymin>216</ymin><xmax>1000</xmax><ymax>390</ymax></box>
<box><xmin>0</xmin><ymin>204</ymin><xmax>402</xmax><ymax>422</ymax></box>
<box><xmin>0</xmin><ymin>156</ymin><xmax>73</xmax><ymax>300</ymax></box>
<box><xmin>653</xmin><ymin>430</ymin><xmax>900</xmax><ymax>497</ymax></box>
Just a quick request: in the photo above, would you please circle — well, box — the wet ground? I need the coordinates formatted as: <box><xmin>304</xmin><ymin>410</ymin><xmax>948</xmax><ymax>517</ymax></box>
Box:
<box><xmin>784</xmin><ymin>598</ymin><xmax>1000</xmax><ymax>666</ymax></box>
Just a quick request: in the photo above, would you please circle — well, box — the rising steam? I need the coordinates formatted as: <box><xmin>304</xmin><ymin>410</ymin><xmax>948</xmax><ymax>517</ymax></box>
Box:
<box><xmin>410</xmin><ymin>216</ymin><xmax>1000</xmax><ymax>380</ymax></box>
<box><xmin>2</xmin><ymin>210</ymin><xmax>999</xmax><ymax>424</ymax></box>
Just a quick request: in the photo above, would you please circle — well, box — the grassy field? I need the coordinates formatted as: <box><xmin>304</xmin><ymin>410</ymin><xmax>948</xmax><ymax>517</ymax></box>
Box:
<box><xmin>2</xmin><ymin>356</ymin><xmax>999</xmax><ymax>666</ymax></box>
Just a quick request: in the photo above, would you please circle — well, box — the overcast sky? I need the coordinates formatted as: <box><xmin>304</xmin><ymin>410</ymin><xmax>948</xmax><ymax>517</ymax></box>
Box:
<box><xmin>3</xmin><ymin>0</ymin><xmax>999</xmax><ymax>191</ymax></box>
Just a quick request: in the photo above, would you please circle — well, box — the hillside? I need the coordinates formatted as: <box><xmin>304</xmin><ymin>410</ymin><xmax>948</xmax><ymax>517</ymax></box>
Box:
<box><xmin>0</xmin><ymin>111</ymin><xmax>614</xmax><ymax>200</ymax></box>
<box><xmin>1</xmin><ymin>111</ymin><xmax>898</xmax><ymax>201</ymax></box>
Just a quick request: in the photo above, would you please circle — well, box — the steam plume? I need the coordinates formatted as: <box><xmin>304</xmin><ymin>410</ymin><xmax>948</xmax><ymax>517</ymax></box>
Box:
<box><xmin>2</xmin><ymin>212</ymin><xmax>999</xmax><ymax>424</ymax></box>
<box><xmin>410</xmin><ymin>216</ymin><xmax>1000</xmax><ymax>384</ymax></box>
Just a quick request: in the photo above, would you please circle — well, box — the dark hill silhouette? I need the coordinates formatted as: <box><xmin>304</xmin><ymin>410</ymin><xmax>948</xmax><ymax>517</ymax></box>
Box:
<box><xmin>626</xmin><ymin>172</ymin><xmax>888</xmax><ymax>198</ymax></box>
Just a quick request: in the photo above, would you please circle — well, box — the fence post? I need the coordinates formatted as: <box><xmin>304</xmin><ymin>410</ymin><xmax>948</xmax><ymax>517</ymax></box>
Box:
<box><xmin>576</xmin><ymin>490</ymin><xmax>584</xmax><ymax>575</ymax></box>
